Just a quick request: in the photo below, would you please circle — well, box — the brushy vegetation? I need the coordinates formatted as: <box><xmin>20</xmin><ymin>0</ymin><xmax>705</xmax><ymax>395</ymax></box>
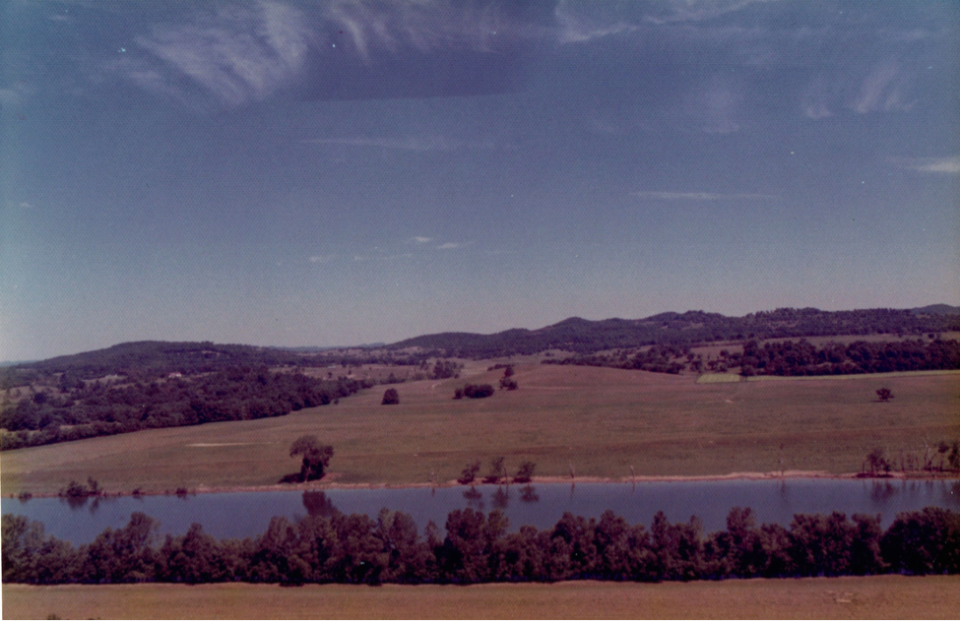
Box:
<box><xmin>3</xmin><ymin>506</ymin><xmax>959</xmax><ymax>585</ymax></box>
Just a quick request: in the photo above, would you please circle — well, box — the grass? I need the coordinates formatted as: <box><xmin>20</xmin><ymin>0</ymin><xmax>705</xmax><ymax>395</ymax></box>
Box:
<box><xmin>4</xmin><ymin>575</ymin><xmax>959</xmax><ymax>619</ymax></box>
<box><xmin>2</xmin><ymin>364</ymin><xmax>958</xmax><ymax>495</ymax></box>
<box><xmin>696</xmin><ymin>373</ymin><xmax>743</xmax><ymax>383</ymax></box>
<box><xmin>745</xmin><ymin>369</ymin><xmax>960</xmax><ymax>382</ymax></box>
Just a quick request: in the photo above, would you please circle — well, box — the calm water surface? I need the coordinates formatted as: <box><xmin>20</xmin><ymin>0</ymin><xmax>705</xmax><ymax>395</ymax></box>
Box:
<box><xmin>3</xmin><ymin>479</ymin><xmax>958</xmax><ymax>544</ymax></box>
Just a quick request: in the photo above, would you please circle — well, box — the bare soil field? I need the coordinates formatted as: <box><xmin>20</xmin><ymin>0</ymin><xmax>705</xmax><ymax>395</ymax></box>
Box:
<box><xmin>2</xmin><ymin>364</ymin><xmax>958</xmax><ymax>496</ymax></box>
<box><xmin>4</xmin><ymin>575</ymin><xmax>958</xmax><ymax>619</ymax></box>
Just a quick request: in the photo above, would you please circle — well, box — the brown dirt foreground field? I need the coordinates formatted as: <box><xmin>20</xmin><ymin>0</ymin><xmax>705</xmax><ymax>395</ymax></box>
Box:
<box><xmin>4</xmin><ymin>576</ymin><xmax>959</xmax><ymax>620</ymax></box>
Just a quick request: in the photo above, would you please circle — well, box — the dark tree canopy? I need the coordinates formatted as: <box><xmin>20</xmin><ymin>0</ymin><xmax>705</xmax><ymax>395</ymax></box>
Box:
<box><xmin>457</xmin><ymin>461</ymin><xmax>480</xmax><ymax>485</ymax></box>
<box><xmin>876</xmin><ymin>388</ymin><xmax>894</xmax><ymax>402</ymax></box>
<box><xmin>381</xmin><ymin>388</ymin><xmax>400</xmax><ymax>405</ymax></box>
<box><xmin>289</xmin><ymin>435</ymin><xmax>333</xmax><ymax>482</ymax></box>
<box><xmin>463</xmin><ymin>384</ymin><xmax>495</xmax><ymax>399</ymax></box>
<box><xmin>4</xmin><ymin>506</ymin><xmax>958</xmax><ymax>586</ymax></box>
<box><xmin>514</xmin><ymin>461</ymin><xmax>536</xmax><ymax>483</ymax></box>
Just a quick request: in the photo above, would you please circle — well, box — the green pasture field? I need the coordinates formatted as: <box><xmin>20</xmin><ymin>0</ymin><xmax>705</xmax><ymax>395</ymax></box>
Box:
<box><xmin>2</xmin><ymin>364</ymin><xmax>958</xmax><ymax>495</ymax></box>
<box><xmin>697</xmin><ymin>369</ymin><xmax>960</xmax><ymax>384</ymax></box>
<box><xmin>745</xmin><ymin>369</ymin><xmax>960</xmax><ymax>382</ymax></box>
<box><xmin>696</xmin><ymin>373</ymin><xmax>743</xmax><ymax>383</ymax></box>
<box><xmin>4</xmin><ymin>575</ymin><xmax>958</xmax><ymax>619</ymax></box>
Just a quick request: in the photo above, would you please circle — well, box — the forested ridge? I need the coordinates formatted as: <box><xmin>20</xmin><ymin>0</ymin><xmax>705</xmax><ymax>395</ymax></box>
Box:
<box><xmin>0</xmin><ymin>341</ymin><xmax>427</xmax><ymax>391</ymax></box>
<box><xmin>390</xmin><ymin>307</ymin><xmax>960</xmax><ymax>357</ymax></box>
<box><xmin>0</xmin><ymin>367</ymin><xmax>371</xmax><ymax>451</ymax></box>
<box><xmin>3</xmin><ymin>505</ymin><xmax>958</xmax><ymax>585</ymax></box>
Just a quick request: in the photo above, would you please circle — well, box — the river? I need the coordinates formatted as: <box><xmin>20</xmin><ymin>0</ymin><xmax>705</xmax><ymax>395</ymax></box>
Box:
<box><xmin>3</xmin><ymin>478</ymin><xmax>957</xmax><ymax>544</ymax></box>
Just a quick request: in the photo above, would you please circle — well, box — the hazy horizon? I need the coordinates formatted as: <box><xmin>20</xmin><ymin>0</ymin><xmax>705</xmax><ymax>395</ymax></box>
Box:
<box><xmin>2</xmin><ymin>0</ymin><xmax>958</xmax><ymax>361</ymax></box>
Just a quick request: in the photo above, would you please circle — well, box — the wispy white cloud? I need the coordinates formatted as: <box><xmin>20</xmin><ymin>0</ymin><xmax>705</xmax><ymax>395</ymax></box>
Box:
<box><xmin>322</xmin><ymin>0</ymin><xmax>510</xmax><ymax>61</ymax></box>
<box><xmin>437</xmin><ymin>241</ymin><xmax>473</xmax><ymax>250</ymax></box>
<box><xmin>124</xmin><ymin>1</ymin><xmax>311</xmax><ymax>107</ymax></box>
<box><xmin>5</xmin><ymin>201</ymin><xmax>34</xmax><ymax>210</ymax></box>
<box><xmin>850</xmin><ymin>61</ymin><xmax>915</xmax><ymax>114</ymax></box>
<box><xmin>897</xmin><ymin>155</ymin><xmax>960</xmax><ymax>175</ymax></box>
<box><xmin>633</xmin><ymin>191</ymin><xmax>776</xmax><ymax>200</ymax></box>
<box><xmin>0</xmin><ymin>80</ymin><xmax>35</xmax><ymax>108</ymax></box>
<box><xmin>555</xmin><ymin>0</ymin><xmax>774</xmax><ymax>44</ymax></box>
<box><xmin>689</xmin><ymin>74</ymin><xmax>742</xmax><ymax>134</ymax></box>
<box><xmin>308</xmin><ymin>254</ymin><xmax>337</xmax><ymax>264</ymax></box>
<box><xmin>801</xmin><ymin>76</ymin><xmax>833</xmax><ymax>119</ymax></box>
<box><xmin>302</xmin><ymin>136</ymin><xmax>494</xmax><ymax>152</ymax></box>
<box><xmin>408</xmin><ymin>236</ymin><xmax>432</xmax><ymax>244</ymax></box>
<box><xmin>642</xmin><ymin>0</ymin><xmax>777</xmax><ymax>26</ymax></box>
<box><xmin>554</xmin><ymin>1</ymin><xmax>638</xmax><ymax>45</ymax></box>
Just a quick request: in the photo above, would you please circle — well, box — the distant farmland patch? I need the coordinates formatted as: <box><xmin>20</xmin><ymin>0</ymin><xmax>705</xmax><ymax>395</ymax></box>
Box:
<box><xmin>745</xmin><ymin>369</ymin><xmax>960</xmax><ymax>382</ymax></box>
<box><xmin>696</xmin><ymin>374</ymin><xmax>742</xmax><ymax>384</ymax></box>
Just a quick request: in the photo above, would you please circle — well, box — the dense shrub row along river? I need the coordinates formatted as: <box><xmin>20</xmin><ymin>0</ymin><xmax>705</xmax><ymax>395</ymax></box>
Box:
<box><xmin>4</xmin><ymin>503</ymin><xmax>958</xmax><ymax>585</ymax></box>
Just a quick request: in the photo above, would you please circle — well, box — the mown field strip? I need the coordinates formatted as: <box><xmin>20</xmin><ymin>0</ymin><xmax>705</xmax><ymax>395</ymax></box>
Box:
<box><xmin>4</xmin><ymin>575</ymin><xmax>959</xmax><ymax>619</ymax></box>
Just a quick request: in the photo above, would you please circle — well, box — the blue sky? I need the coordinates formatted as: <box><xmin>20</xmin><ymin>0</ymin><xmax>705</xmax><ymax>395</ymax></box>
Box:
<box><xmin>1</xmin><ymin>0</ymin><xmax>958</xmax><ymax>360</ymax></box>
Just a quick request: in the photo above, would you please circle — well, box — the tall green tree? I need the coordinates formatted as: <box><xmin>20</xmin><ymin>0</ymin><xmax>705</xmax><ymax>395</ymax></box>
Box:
<box><xmin>290</xmin><ymin>435</ymin><xmax>334</xmax><ymax>481</ymax></box>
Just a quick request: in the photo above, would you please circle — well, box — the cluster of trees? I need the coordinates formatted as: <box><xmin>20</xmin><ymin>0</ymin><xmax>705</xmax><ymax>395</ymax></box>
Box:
<box><xmin>863</xmin><ymin>442</ymin><xmax>960</xmax><ymax>475</ymax></box>
<box><xmin>542</xmin><ymin>338</ymin><xmax>960</xmax><ymax>377</ymax></box>
<box><xmin>457</xmin><ymin>458</ymin><xmax>536</xmax><ymax>486</ymax></box>
<box><xmin>545</xmin><ymin>345</ymin><xmax>689</xmax><ymax>375</ymax></box>
<box><xmin>389</xmin><ymin>308</ymin><xmax>960</xmax><ymax>358</ymax></box>
<box><xmin>736</xmin><ymin>338</ymin><xmax>960</xmax><ymax>377</ymax></box>
<box><xmin>4</xmin><ymin>506</ymin><xmax>958</xmax><ymax>585</ymax></box>
<box><xmin>498</xmin><ymin>365</ymin><xmax>518</xmax><ymax>390</ymax></box>
<box><xmin>424</xmin><ymin>359</ymin><xmax>460</xmax><ymax>380</ymax></box>
<box><xmin>453</xmin><ymin>384</ymin><xmax>496</xmax><ymax>400</ymax></box>
<box><xmin>0</xmin><ymin>367</ymin><xmax>370</xmax><ymax>451</ymax></box>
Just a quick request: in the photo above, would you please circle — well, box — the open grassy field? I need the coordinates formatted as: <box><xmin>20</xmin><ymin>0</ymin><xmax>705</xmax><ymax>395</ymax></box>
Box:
<box><xmin>2</xmin><ymin>363</ymin><xmax>958</xmax><ymax>495</ymax></box>
<box><xmin>4</xmin><ymin>575</ymin><xmax>959</xmax><ymax>619</ymax></box>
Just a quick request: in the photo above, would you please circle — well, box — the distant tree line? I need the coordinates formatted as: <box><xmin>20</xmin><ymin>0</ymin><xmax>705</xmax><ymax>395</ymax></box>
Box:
<box><xmin>0</xmin><ymin>367</ymin><xmax>371</xmax><ymax>451</ymax></box>
<box><xmin>389</xmin><ymin>308</ymin><xmax>960</xmax><ymax>358</ymax></box>
<box><xmin>0</xmin><ymin>340</ymin><xmax>438</xmax><ymax>393</ymax></box>
<box><xmin>543</xmin><ymin>338</ymin><xmax>960</xmax><ymax>377</ymax></box>
<box><xmin>4</xmin><ymin>506</ymin><xmax>958</xmax><ymax>585</ymax></box>
<box><xmin>544</xmin><ymin>344</ymin><xmax>689</xmax><ymax>374</ymax></box>
<box><xmin>735</xmin><ymin>338</ymin><xmax>960</xmax><ymax>377</ymax></box>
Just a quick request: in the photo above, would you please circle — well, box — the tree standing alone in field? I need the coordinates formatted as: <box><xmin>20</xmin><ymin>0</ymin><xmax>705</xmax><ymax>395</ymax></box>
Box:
<box><xmin>289</xmin><ymin>435</ymin><xmax>333</xmax><ymax>482</ymax></box>
<box><xmin>876</xmin><ymin>387</ymin><xmax>894</xmax><ymax>402</ymax></box>
<box><xmin>382</xmin><ymin>388</ymin><xmax>399</xmax><ymax>405</ymax></box>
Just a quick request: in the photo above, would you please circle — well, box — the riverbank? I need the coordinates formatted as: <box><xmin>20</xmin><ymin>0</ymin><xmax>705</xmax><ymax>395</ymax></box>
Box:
<box><xmin>7</xmin><ymin>469</ymin><xmax>957</xmax><ymax>500</ymax></box>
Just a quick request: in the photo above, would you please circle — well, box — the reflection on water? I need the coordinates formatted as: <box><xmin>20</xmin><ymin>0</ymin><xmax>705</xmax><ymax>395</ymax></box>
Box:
<box><xmin>302</xmin><ymin>491</ymin><xmax>339</xmax><ymax>518</ymax></box>
<box><xmin>5</xmin><ymin>479</ymin><xmax>957</xmax><ymax>545</ymax></box>
<box><xmin>60</xmin><ymin>494</ymin><xmax>126</xmax><ymax>513</ymax></box>
<box><xmin>520</xmin><ymin>485</ymin><xmax>539</xmax><ymax>503</ymax></box>
<box><xmin>870</xmin><ymin>481</ymin><xmax>897</xmax><ymax>504</ymax></box>
<box><xmin>463</xmin><ymin>487</ymin><xmax>483</xmax><ymax>511</ymax></box>
<box><xmin>492</xmin><ymin>487</ymin><xmax>510</xmax><ymax>510</ymax></box>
